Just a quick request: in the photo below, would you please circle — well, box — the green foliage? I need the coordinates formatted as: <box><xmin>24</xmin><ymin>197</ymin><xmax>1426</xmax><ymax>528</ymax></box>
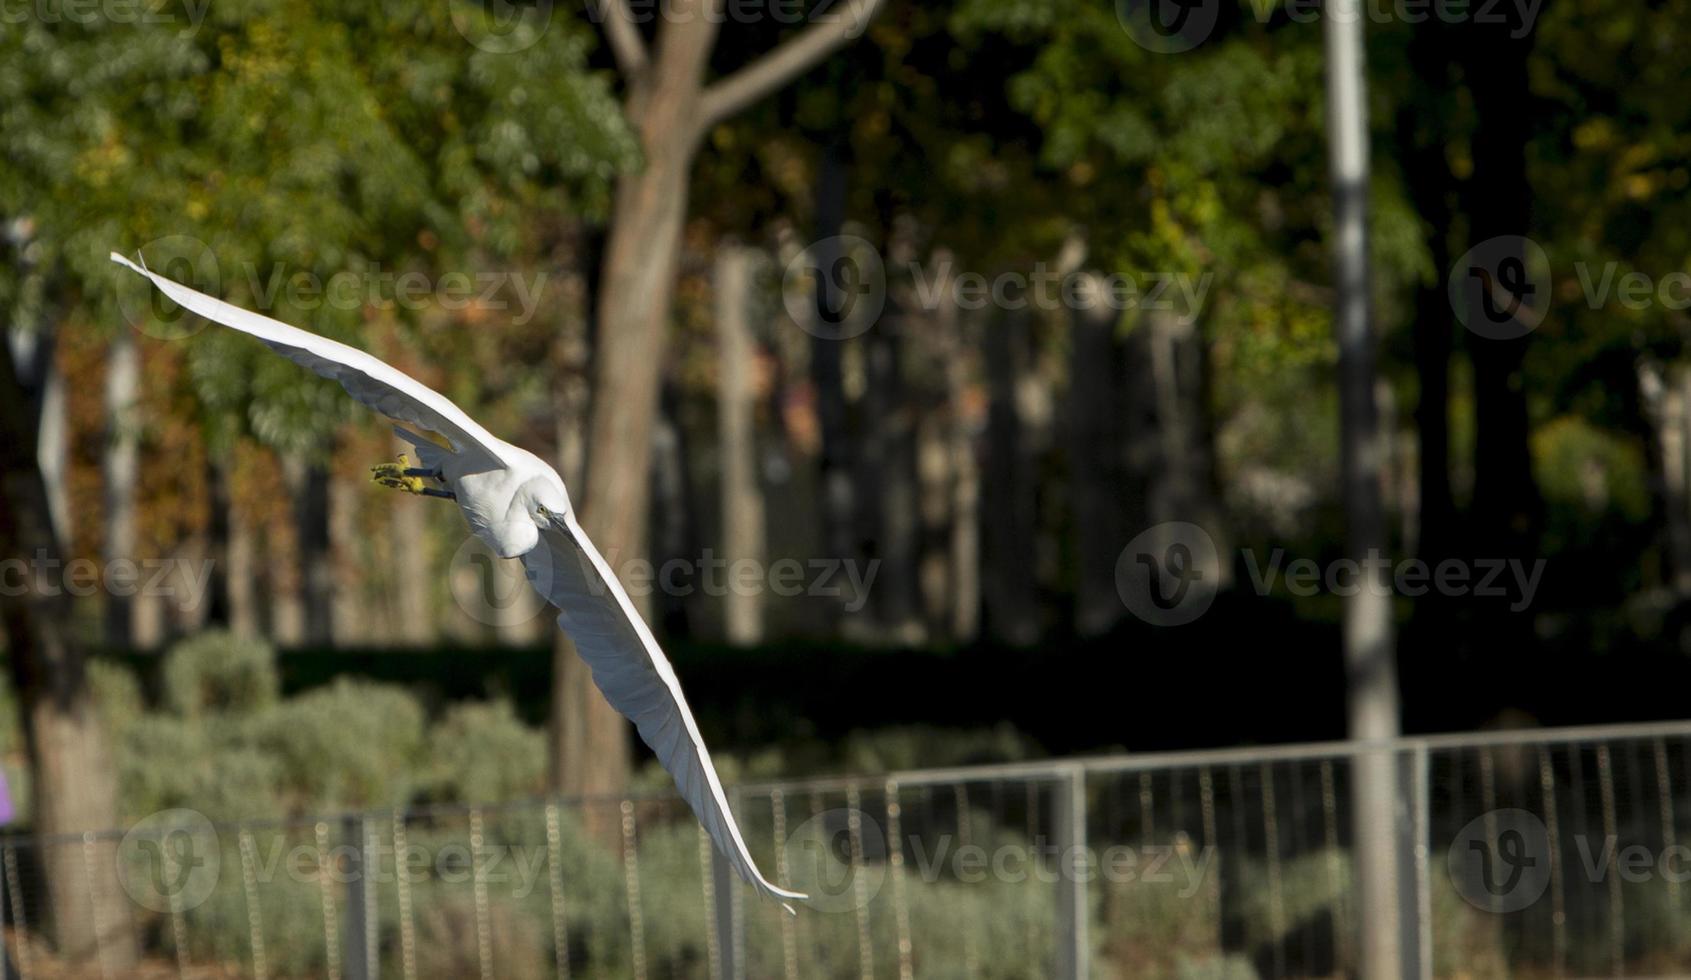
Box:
<box><xmin>252</xmin><ymin>677</ymin><xmax>426</xmax><ymax>810</ymax></box>
<box><xmin>423</xmin><ymin>699</ymin><xmax>547</xmax><ymax>804</ymax></box>
<box><xmin>161</xmin><ymin>629</ymin><xmax>281</xmax><ymax>717</ymax></box>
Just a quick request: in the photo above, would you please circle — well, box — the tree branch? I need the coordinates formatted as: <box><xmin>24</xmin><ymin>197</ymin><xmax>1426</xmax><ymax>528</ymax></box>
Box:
<box><xmin>696</xmin><ymin>0</ymin><xmax>886</xmax><ymax>130</ymax></box>
<box><xmin>598</xmin><ymin>0</ymin><xmax>648</xmax><ymax>79</ymax></box>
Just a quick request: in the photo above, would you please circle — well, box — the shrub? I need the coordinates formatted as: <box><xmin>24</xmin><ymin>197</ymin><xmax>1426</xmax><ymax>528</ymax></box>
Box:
<box><xmin>423</xmin><ymin>699</ymin><xmax>546</xmax><ymax>804</ymax></box>
<box><xmin>162</xmin><ymin>630</ymin><xmax>281</xmax><ymax>718</ymax></box>
<box><xmin>251</xmin><ymin>678</ymin><xmax>425</xmax><ymax>811</ymax></box>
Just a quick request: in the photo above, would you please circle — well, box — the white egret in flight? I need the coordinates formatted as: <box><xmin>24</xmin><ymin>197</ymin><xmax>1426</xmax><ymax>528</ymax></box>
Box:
<box><xmin>112</xmin><ymin>252</ymin><xmax>805</xmax><ymax>911</ymax></box>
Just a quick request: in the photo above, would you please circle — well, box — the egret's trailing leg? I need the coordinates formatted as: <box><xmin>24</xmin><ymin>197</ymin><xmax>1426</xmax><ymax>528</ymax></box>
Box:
<box><xmin>370</xmin><ymin>453</ymin><xmax>455</xmax><ymax>500</ymax></box>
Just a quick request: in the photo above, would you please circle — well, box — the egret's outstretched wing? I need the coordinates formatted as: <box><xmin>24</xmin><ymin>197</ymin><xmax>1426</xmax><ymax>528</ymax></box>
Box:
<box><xmin>523</xmin><ymin>510</ymin><xmax>805</xmax><ymax>912</ymax></box>
<box><xmin>111</xmin><ymin>252</ymin><xmax>509</xmax><ymax>470</ymax></box>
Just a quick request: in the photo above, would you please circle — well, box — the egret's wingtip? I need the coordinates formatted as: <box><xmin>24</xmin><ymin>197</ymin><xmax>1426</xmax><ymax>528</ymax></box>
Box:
<box><xmin>110</xmin><ymin>252</ymin><xmax>144</xmax><ymax>275</ymax></box>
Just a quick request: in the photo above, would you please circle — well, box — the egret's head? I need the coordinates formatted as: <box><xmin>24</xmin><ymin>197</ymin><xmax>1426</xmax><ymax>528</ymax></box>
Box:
<box><xmin>518</xmin><ymin>477</ymin><xmax>571</xmax><ymax>526</ymax></box>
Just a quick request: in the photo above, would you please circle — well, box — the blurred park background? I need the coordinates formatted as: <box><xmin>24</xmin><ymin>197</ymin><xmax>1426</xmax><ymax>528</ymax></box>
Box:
<box><xmin>4</xmin><ymin>0</ymin><xmax>1691</xmax><ymax>975</ymax></box>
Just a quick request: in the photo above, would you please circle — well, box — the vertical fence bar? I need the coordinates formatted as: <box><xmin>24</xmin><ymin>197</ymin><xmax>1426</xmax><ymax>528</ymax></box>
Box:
<box><xmin>238</xmin><ymin>829</ymin><xmax>268</xmax><ymax>980</ymax></box>
<box><xmin>1399</xmin><ymin>743</ymin><xmax>1431</xmax><ymax>980</ymax></box>
<box><xmin>80</xmin><ymin>833</ymin><xmax>111</xmax><ymax>980</ymax></box>
<box><xmin>709</xmin><ymin>834</ymin><xmax>738</xmax><ymax>980</ymax></box>
<box><xmin>885</xmin><ymin>779</ymin><xmax>913</xmax><ymax>980</ymax></box>
<box><xmin>1537</xmin><ymin>746</ymin><xmax>1567</xmax><ymax>978</ymax></box>
<box><xmin>1054</xmin><ymin>766</ymin><xmax>1088</xmax><ymax>980</ymax></box>
<box><xmin>845</xmin><ymin>786</ymin><xmax>874</xmax><ymax>980</ymax></box>
<box><xmin>1260</xmin><ymin>763</ymin><xmax>1285</xmax><ymax>979</ymax></box>
<box><xmin>770</xmin><ymin>789</ymin><xmax>799</xmax><ymax>980</ymax></box>
<box><xmin>1596</xmin><ymin>745</ymin><xmax>1624</xmax><ymax>978</ymax></box>
<box><xmin>342</xmin><ymin>816</ymin><xmax>371</xmax><ymax>980</ymax></box>
<box><xmin>4</xmin><ymin>844</ymin><xmax>31</xmax><ymax>980</ymax></box>
<box><xmin>544</xmin><ymin>802</ymin><xmax>571</xmax><ymax>980</ymax></box>
<box><xmin>392</xmin><ymin>813</ymin><xmax>418</xmax><ymax>980</ymax></box>
<box><xmin>469</xmin><ymin>808</ymin><xmax>493</xmax><ymax>980</ymax></box>
<box><xmin>315</xmin><ymin>821</ymin><xmax>343</xmax><ymax>980</ymax></box>
<box><xmin>620</xmin><ymin>800</ymin><xmax>648</xmax><ymax>980</ymax></box>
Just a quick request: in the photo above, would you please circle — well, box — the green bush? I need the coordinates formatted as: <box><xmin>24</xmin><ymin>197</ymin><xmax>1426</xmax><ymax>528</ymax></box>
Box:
<box><xmin>251</xmin><ymin>677</ymin><xmax>426</xmax><ymax>811</ymax></box>
<box><xmin>161</xmin><ymin>629</ymin><xmax>281</xmax><ymax>718</ymax></box>
<box><xmin>423</xmin><ymin>699</ymin><xmax>546</xmax><ymax>804</ymax></box>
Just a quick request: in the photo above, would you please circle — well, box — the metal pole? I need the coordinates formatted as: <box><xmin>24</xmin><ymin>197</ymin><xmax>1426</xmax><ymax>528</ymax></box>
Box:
<box><xmin>342</xmin><ymin>816</ymin><xmax>372</xmax><ymax>980</ymax></box>
<box><xmin>1398</xmin><ymin>745</ymin><xmax>1431</xmax><ymax>980</ymax></box>
<box><xmin>1053</xmin><ymin>766</ymin><xmax>1088</xmax><ymax>980</ymax></box>
<box><xmin>710</xmin><ymin>844</ymin><xmax>739</xmax><ymax>980</ymax></box>
<box><xmin>1324</xmin><ymin>0</ymin><xmax>1403</xmax><ymax>973</ymax></box>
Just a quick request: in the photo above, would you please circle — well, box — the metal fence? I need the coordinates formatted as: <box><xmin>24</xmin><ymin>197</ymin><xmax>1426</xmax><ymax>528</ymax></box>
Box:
<box><xmin>4</xmin><ymin>719</ymin><xmax>1691</xmax><ymax>978</ymax></box>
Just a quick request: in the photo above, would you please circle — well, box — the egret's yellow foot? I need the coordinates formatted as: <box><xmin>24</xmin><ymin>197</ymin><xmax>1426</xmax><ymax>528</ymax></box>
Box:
<box><xmin>371</xmin><ymin>453</ymin><xmax>427</xmax><ymax>494</ymax></box>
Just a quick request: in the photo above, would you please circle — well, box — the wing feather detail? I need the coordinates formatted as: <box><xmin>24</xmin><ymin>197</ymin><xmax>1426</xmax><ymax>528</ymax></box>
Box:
<box><xmin>111</xmin><ymin>252</ymin><xmax>509</xmax><ymax>471</ymax></box>
<box><xmin>522</xmin><ymin>511</ymin><xmax>804</xmax><ymax>912</ymax></box>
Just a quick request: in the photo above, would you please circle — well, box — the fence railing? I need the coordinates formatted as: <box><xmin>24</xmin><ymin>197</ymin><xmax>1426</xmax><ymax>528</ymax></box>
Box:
<box><xmin>5</xmin><ymin>719</ymin><xmax>1691</xmax><ymax>978</ymax></box>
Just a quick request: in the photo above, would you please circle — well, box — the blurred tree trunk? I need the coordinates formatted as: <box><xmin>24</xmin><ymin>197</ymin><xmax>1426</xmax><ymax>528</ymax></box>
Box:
<box><xmin>1068</xmin><ymin>274</ymin><xmax>1126</xmax><ymax>637</ymax></box>
<box><xmin>102</xmin><ymin>329</ymin><xmax>141</xmax><ymax>648</ymax></box>
<box><xmin>982</xmin><ymin>306</ymin><xmax>1039</xmax><ymax>644</ymax></box>
<box><xmin>286</xmin><ymin>455</ymin><xmax>335</xmax><ymax>646</ymax></box>
<box><xmin>1460</xmin><ymin>10</ymin><xmax>1540</xmax><ymax>566</ymax></box>
<box><xmin>651</xmin><ymin>382</ymin><xmax>697</xmax><ymax>639</ymax></box>
<box><xmin>206</xmin><ymin>457</ymin><xmax>261</xmax><ymax>636</ymax></box>
<box><xmin>1639</xmin><ymin>362</ymin><xmax>1691</xmax><ymax>594</ymax></box>
<box><xmin>551</xmin><ymin>0</ymin><xmax>718</xmax><ymax>818</ymax></box>
<box><xmin>856</xmin><ymin>295</ymin><xmax>921</xmax><ymax>642</ymax></box>
<box><xmin>389</xmin><ymin>491</ymin><xmax>431</xmax><ymax>644</ymax></box>
<box><xmin>941</xmin><ymin>278</ymin><xmax>981</xmax><ymax>643</ymax></box>
<box><xmin>808</xmin><ymin>142</ymin><xmax>856</xmax><ymax>626</ymax></box>
<box><xmin>1127</xmin><ymin>310</ymin><xmax>1229</xmax><ymax>586</ymax></box>
<box><xmin>8</xmin><ymin>325</ymin><xmax>71</xmax><ymax>547</ymax></box>
<box><xmin>715</xmin><ymin>244</ymin><xmax>766</xmax><ymax>644</ymax></box>
<box><xmin>0</xmin><ymin>333</ymin><xmax>138</xmax><ymax>970</ymax></box>
<box><xmin>1399</xmin><ymin>19</ymin><xmax>1456</xmax><ymax>563</ymax></box>
<box><xmin>554</xmin><ymin>0</ymin><xmax>887</xmax><ymax>808</ymax></box>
